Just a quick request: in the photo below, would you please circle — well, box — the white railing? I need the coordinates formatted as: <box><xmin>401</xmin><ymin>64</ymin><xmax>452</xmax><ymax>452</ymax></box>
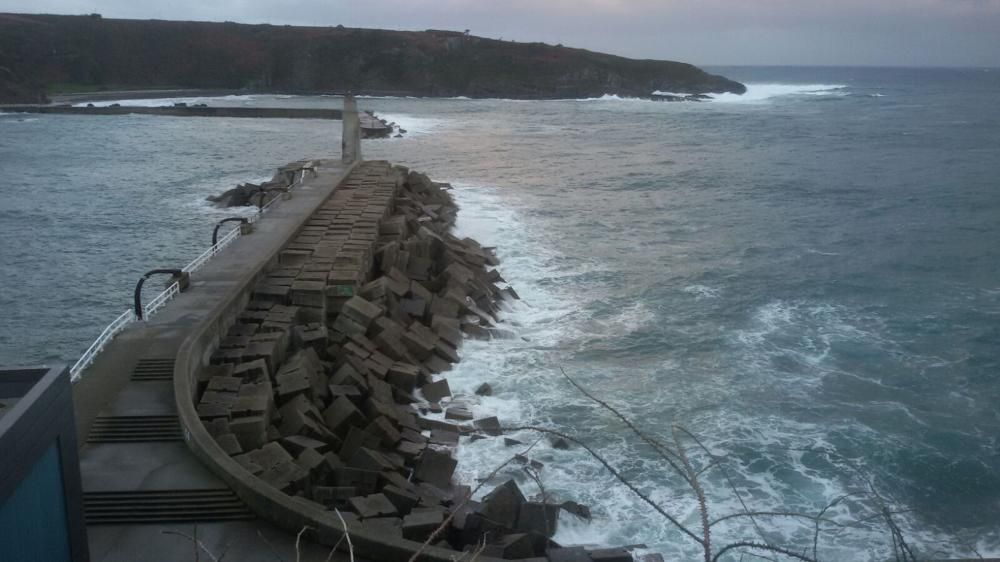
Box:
<box><xmin>183</xmin><ymin>221</ymin><xmax>242</xmax><ymax>274</ymax></box>
<box><xmin>143</xmin><ymin>281</ymin><xmax>181</xmax><ymax>319</ymax></box>
<box><xmin>69</xmin><ymin>309</ymin><xmax>136</xmax><ymax>381</ymax></box>
<box><xmin>68</xmin><ymin>166</ymin><xmax>315</xmax><ymax>383</ymax></box>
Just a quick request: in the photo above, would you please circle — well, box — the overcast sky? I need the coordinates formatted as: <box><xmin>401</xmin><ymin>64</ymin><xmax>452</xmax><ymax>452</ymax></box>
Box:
<box><xmin>4</xmin><ymin>0</ymin><xmax>999</xmax><ymax>67</ymax></box>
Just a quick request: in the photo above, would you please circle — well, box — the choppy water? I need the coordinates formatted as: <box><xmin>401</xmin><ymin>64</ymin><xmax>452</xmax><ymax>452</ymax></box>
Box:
<box><xmin>2</xmin><ymin>66</ymin><xmax>999</xmax><ymax>560</ymax></box>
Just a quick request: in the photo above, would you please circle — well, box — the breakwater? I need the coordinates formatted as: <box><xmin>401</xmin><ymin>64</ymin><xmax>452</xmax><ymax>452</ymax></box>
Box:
<box><xmin>179</xmin><ymin>159</ymin><xmax>647</xmax><ymax>561</ymax></box>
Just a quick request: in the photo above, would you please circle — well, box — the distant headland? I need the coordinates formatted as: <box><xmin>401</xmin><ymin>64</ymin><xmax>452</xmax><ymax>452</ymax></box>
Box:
<box><xmin>0</xmin><ymin>12</ymin><xmax>746</xmax><ymax>104</ymax></box>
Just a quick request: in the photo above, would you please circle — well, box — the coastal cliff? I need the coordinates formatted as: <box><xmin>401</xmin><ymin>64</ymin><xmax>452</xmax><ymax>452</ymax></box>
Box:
<box><xmin>0</xmin><ymin>13</ymin><xmax>746</xmax><ymax>103</ymax></box>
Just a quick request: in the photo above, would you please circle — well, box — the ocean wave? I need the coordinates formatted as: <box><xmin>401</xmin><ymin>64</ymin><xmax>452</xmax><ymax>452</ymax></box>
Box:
<box><xmin>366</xmin><ymin>112</ymin><xmax>448</xmax><ymax>137</ymax></box>
<box><xmin>709</xmin><ymin>83</ymin><xmax>849</xmax><ymax>103</ymax></box>
<box><xmin>73</xmin><ymin>94</ymin><xmax>257</xmax><ymax>108</ymax></box>
<box><xmin>683</xmin><ymin>284</ymin><xmax>721</xmax><ymax>299</ymax></box>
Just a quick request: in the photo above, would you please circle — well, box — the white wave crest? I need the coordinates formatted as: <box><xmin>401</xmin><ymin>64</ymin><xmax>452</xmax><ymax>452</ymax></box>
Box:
<box><xmin>368</xmin><ymin>113</ymin><xmax>448</xmax><ymax>137</ymax></box>
<box><xmin>710</xmin><ymin>83</ymin><xmax>849</xmax><ymax>103</ymax></box>
<box><xmin>73</xmin><ymin>94</ymin><xmax>257</xmax><ymax>108</ymax></box>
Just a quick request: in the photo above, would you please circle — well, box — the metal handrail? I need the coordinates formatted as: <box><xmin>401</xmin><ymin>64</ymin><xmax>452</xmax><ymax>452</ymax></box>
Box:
<box><xmin>68</xmin><ymin>166</ymin><xmax>314</xmax><ymax>383</ymax></box>
<box><xmin>69</xmin><ymin>309</ymin><xmax>136</xmax><ymax>381</ymax></box>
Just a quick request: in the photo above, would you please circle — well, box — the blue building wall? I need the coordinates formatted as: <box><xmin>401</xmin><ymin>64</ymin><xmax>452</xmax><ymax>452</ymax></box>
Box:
<box><xmin>0</xmin><ymin>443</ymin><xmax>73</xmax><ymax>562</ymax></box>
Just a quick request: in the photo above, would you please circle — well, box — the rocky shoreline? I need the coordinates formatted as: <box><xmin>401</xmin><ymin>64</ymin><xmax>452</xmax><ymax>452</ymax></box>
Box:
<box><xmin>193</xmin><ymin>160</ymin><xmax>656</xmax><ymax>560</ymax></box>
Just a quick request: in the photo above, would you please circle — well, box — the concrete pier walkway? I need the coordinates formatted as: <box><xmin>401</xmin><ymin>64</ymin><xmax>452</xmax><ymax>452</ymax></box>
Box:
<box><xmin>73</xmin><ymin>160</ymin><xmax>363</xmax><ymax>562</ymax></box>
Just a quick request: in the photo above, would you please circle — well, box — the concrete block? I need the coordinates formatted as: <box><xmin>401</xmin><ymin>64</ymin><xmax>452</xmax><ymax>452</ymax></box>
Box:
<box><xmin>330</xmin><ymin>313</ymin><xmax>367</xmax><ymax>337</ymax></box>
<box><xmin>349</xmin><ymin>447</ymin><xmax>397</xmax><ymax>472</ymax></box>
<box><xmin>402</xmin><ymin>329</ymin><xmax>436</xmax><ymax>360</ymax></box>
<box><xmin>444</xmin><ymin>406</ymin><xmax>473</xmax><ymax>422</ymax></box>
<box><xmin>546</xmin><ymin>547</ymin><xmax>591</xmax><ymax>562</ymax></box>
<box><xmin>421</xmin><ymin>378</ymin><xmax>451</xmax><ymax>402</ymax></box>
<box><xmin>277</xmin><ymin>395</ymin><xmax>319</xmax><ymax>437</ymax></box>
<box><xmin>366</xmin><ymin>416</ymin><xmax>402</xmax><ymax>448</ymax></box>
<box><xmin>313</xmin><ymin>486</ymin><xmax>356</xmax><ymax>509</ymax></box>
<box><xmin>429</xmin><ymin>295</ymin><xmax>460</xmax><ymax>319</ymax></box>
<box><xmin>396</xmin><ymin>439</ymin><xmax>425</xmax><ymax>461</ymax></box>
<box><xmin>473</xmin><ymin>416</ymin><xmax>502</xmax><ymax>436</ymax></box>
<box><xmin>517</xmin><ymin>502</ymin><xmax>560</xmax><ymax>538</ymax></box>
<box><xmin>430</xmin><ymin>316</ymin><xmax>463</xmax><ymax>349</ymax></box>
<box><xmin>339</xmin><ymin>426</ymin><xmax>381</xmax><ymax>460</ymax></box>
<box><xmin>422</xmin><ymin>354</ymin><xmax>453</xmax><ymax>374</ymax></box>
<box><xmin>361</xmin><ymin>516</ymin><xmax>403</xmax><ymax>536</ymax></box>
<box><xmin>429</xmin><ymin>429</ymin><xmax>459</xmax><ymax>447</ymax></box>
<box><xmin>323</xmin><ymin>396</ymin><xmax>368</xmax><ymax>435</ymax></box>
<box><xmin>296</xmin><ymin>447</ymin><xmax>327</xmax><ymax>476</ymax></box>
<box><xmin>229</xmin><ymin>415</ymin><xmax>268</xmax><ymax>451</ymax></box>
<box><xmin>382</xmin><ymin>484</ymin><xmax>419</xmax><ymax>516</ymax></box>
<box><xmin>341</xmin><ymin>296</ymin><xmax>384</xmax><ymax>328</ymax></box>
<box><xmin>492</xmin><ymin>533</ymin><xmax>546</xmax><ymax>559</ymax></box>
<box><xmin>232</xmin><ymin>453</ymin><xmax>264</xmax><ymax>476</ymax></box>
<box><xmin>231</xmin><ymin>394</ymin><xmax>271</xmax><ymax>418</ymax></box>
<box><xmin>232</xmin><ymin>359</ymin><xmax>269</xmax><ymax>382</ymax></box>
<box><xmin>216</xmin><ymin>433</ymin><xmax>243</xmax><ymax>456</ymax></box>
<box><xmin>249</xmin><ymin>442</ymin><xmax>295</xmax><ymax>470</ymax></box>
<box><xmin>402</xmin><ymin>508</ymin><xmax>445</xmax><ymax>541</ymax></box>
<box><xmin>349</xmin><ymin>493</ymin><xmax>399</xmax><ymax>519</ymax></box>
<box><xmin>276</xmin><ymin>369</ymin><xmax>311</xmax><ymax>400</ymax></box>
<box><xmin>413</xmin><ymin>448</ymin><xmax>456</xmax><ymax>488</ymax></box>
<box><xmin>386</xmin><ymin>362</ymin><xmax>419</xmax><ymax>392</ymax></box>
<box><xmin>333</xmin><ymin>467</ymin><xmax>379</xmax><ymax>496</ymax></box>
<box><xmin>399</xmin><ymin>297</ymin><xmax>427</xmax><ymax>318</ymax></box>
<box><xmin>481</xmin><ymin>479</ymin><xmax>525</xmax><ymax>529</ymax></box>
<box><xmin>260</xmin><ymin>461</ymin><xmax>310</xmax><ymax>493</ymax></box>
<box><xmin>589</xmin><ymin>548</ymin><xmax>633</xmax><ymax>562</ymax></box>
<box><xmin>328</xmin><ymin>384</ymin><xmax>363</xmax><ymax>402</ymax></box>
<box><xmin>197</xmin><ymin>402</ymin><xmax>230</xmax><ymax>420</ymax></box>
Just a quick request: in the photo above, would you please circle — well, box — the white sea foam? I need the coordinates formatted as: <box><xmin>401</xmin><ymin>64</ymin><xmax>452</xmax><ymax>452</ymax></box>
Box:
<box><xmin>710</xmin><ymin>83</ymin><xmax>849</xmax><ymax>103</ymax></box>
<box><xmin>683</xmin><ymin>284</ymin><xmax>721</xmax><ymax>299</ymax></box>
<box><xmin>368</xmin><ymin>113</ymin><xmax>449</xmax><ymax>137</ymax></box>
<box><xmin>436</xmin><ymin>183</ymin><xmax>987</xmax><ymax>559</ymax></box>
<box><xmin>73</xmin><ymin>94</ymin><xmax>257</xmax><ymax>108</ymax></box>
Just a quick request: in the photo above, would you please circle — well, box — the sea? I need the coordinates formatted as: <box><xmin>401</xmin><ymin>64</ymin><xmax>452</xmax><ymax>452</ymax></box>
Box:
<box><xmin>1</xmin><ymin>66</ymin><xmax>998</xmax><ymax>560</ymax></box>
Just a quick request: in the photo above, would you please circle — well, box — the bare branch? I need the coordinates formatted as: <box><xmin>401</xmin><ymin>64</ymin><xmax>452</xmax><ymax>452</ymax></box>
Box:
<box><xmin>295</xmin><ymin>526</ymin><xmax>312</xmax><ymax>562</ymax></box>
<box><xmin>333</xmin><ymin>509</ymin><xmax>355</xmax><ymax>562</ymax></box>
<box><xmin>674</xmin><ymin>426</ymin><xmax>712</xmax><ymax>562</ymax></box>
<box><xmin>558</xmin><ymin>367</ymin><xmax>692</xmax><ymax>485</ymax></box>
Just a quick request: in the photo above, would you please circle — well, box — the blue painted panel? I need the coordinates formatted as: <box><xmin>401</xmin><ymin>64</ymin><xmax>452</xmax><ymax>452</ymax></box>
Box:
<box><xmin>0</xmin><ymin>443</ymin><xmax>72</xmax><ymax>562</ymax></box>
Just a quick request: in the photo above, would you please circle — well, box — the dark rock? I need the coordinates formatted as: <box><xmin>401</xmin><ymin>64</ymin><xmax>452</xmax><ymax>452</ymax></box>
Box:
<box><xmin>422</xmin><ymin>378</ymin><xmax>451</xmax><ymax>402</ymax></box>
<box><xmin>481</xmin><ymin>479</ymin><xmax>526</xmax><ymax>529</ymax></box>
<box><xmin>589</xmin><ymin>547</ymin><xmax>634</xmax><ymax>562</ymax></box>
<box><xmin>475</xmin><ymin>382</ymin><xmax>493</xmax><ymax>396</ymax></box>
<box><xmin>560</xmin><ymin>500</ymin><xmax>592</xmax><ymax>520</ymax></box>
<box><xmin>402</xmin><ymin>507</ymin><xmax>445</xmax><ymax>541</ymax></box>
<box><xmin>349</xmin><ymin>493</ymin><xmax>399</xmax><ymax>519</ymax></box>
<box><xmin>382</xmin><ymin>484</ymin><xmax>420</xmax><ymax>515</ymax></box>
<box><xmin>546</xmin><ymin>546</ymin><xmax>591</xmax><ymax>562</ymax></box>
<box><xmin>413</xmin><ymin>447</ymin><xmax>456</xmax><ymax>488</ymax></box>
<box><xmin>517</xmin><ymin>502</ymin><xmax>560</xmax><ymax>537</ymax></box>
<box><xmin>550</xmin><ymin>436</ymin><xmax>571</xmax><ymax>450</ymax></box>
<box><xmin>473</xmin><ymin>416</ymin><xmax>502</xmax><ymax>436</ymax></box>
<box><xmin>445</xmin><ymin>405</ymin><xmax>474</xmax><ymax>421</ymax></box>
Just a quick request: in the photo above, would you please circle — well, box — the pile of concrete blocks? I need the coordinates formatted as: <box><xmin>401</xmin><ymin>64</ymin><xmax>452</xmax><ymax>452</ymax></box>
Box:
<box><xmin>193</xmin><ymin>161</ymin><xmax>642</xmax><ymax>561</ymax></box>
